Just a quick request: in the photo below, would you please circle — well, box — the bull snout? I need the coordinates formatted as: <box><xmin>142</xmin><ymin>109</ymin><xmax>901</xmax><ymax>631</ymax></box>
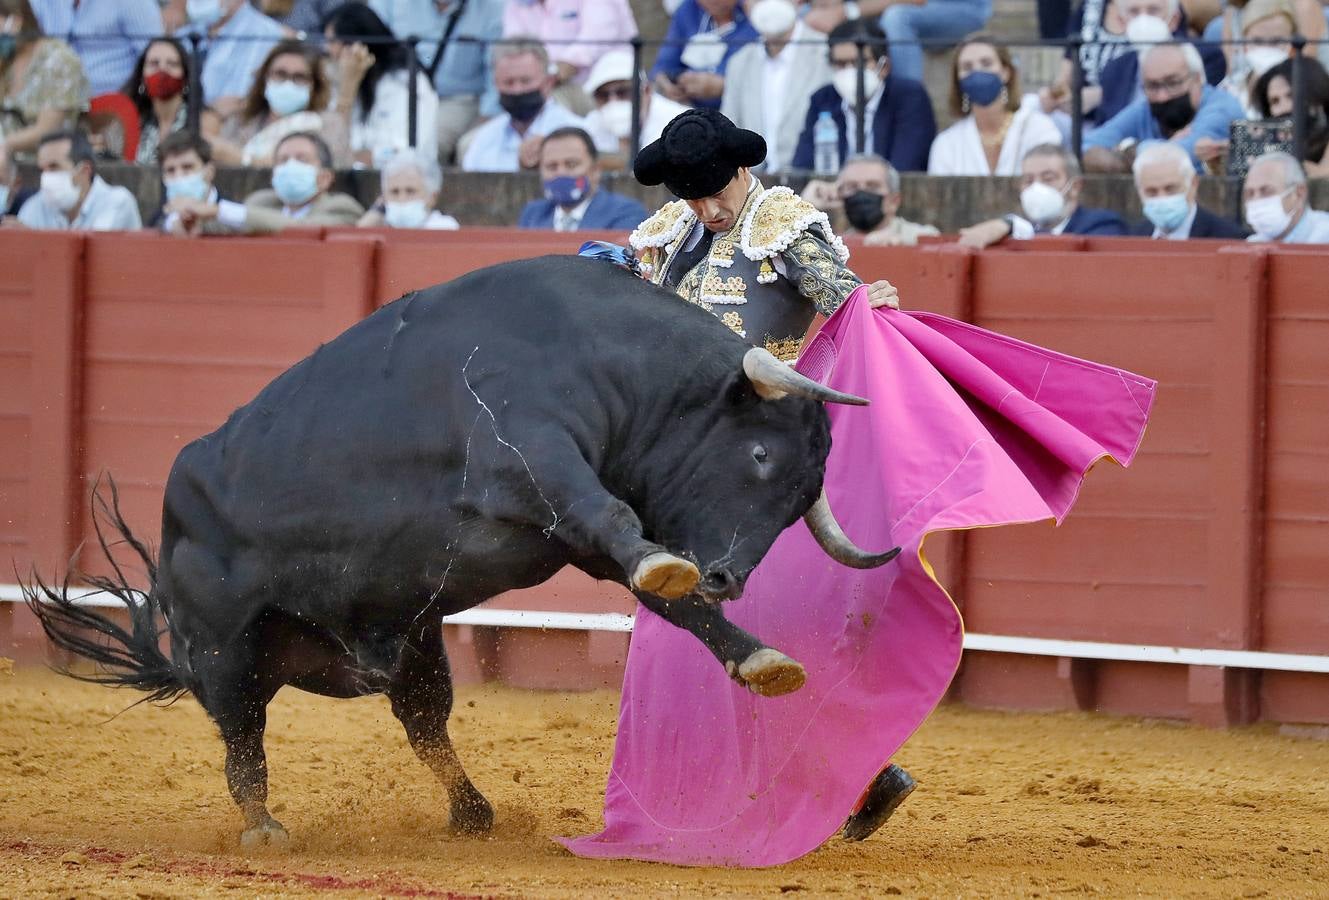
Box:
<box><xmin>698</xmin><ymin>567</ymin><xmax>745</xmax><ymax>601</ymax></box>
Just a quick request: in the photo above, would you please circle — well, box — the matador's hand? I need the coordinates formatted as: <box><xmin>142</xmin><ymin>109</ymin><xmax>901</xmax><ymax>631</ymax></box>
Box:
<box><xmin>866</xmin><ymin>279</ymin><xmax>900</xmax><ymax>309</ymax></box>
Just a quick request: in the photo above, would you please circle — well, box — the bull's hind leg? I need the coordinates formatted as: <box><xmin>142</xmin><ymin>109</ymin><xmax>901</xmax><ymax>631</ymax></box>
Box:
<box><xmin>387</xmin><ymin>619</ymin><xmax>494</xmax><ymax>834</ymax></box>
<box><xmin>634</xmin><ymin>592</ymin><xmax>807</xmax><ymax>697</ymax></box>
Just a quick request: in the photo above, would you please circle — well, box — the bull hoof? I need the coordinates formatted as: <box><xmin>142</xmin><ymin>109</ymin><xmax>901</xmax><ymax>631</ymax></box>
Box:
<box><xmin>843</xmin><ymin>764</ymin><xmax>916</xmax><ymax>842</ymax></box>
<box><xmin>450</xmin><ymin>794</ymin><xmax>495</xmax><ymax>834</ymax></box>
<box><xmin>733</xmin><ymin>648</ymin><xmax>806</xmax><ymax>697</ymax></box>
<box><xmin>239</xmin><ymin>820</ymin><xmax>290</xmax><ymax>850</ymax></box>
<box><xmin>632</xmin><ymin>552</ymin><xmax>700</xmax><ymax>600</ymax></box>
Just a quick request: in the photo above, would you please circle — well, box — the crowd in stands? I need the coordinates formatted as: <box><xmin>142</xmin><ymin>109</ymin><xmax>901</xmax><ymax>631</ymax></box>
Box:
<box><xmin>0</xmin><ymin>0</ymin><xmax>1328</xmax><ymax>244</ymax></box>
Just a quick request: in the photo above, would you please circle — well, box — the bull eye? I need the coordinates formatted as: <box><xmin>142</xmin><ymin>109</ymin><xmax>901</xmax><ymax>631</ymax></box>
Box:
<box><xmin>752</xmin><ymin>444</ymin><xmax>768</xmax><ymax>463</ymax></box>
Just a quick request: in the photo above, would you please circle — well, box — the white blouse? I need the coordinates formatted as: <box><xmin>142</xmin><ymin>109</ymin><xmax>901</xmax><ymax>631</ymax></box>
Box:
<box><xmin>349</xmin><ymin>69</ymin><xmax>439</xmax><ymax>167</ymax></box>
<box><xmin>927</xmin><ymin>96</ymin><xmax>1064</xmax><ymax>176</ymax></box>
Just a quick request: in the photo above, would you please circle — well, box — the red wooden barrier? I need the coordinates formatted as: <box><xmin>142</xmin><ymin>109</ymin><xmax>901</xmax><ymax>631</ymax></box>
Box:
<box><xmin>1</xmin><ymin>230</ymin><xmax>1326</xmax><ymax>726</ymax></box>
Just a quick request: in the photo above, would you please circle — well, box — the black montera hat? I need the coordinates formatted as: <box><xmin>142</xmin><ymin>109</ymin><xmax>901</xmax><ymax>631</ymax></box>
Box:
<box><xmin>633</xmin><ymin>108</ymin><xmax>767</xmax><ymax>200</ymax></box>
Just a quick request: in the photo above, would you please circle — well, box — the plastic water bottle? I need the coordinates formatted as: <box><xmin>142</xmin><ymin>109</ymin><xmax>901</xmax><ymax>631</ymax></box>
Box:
<box><xmin>813</xmin><ymin>111</ymin><xmax>840</xmax><ymax>177</ymax></box>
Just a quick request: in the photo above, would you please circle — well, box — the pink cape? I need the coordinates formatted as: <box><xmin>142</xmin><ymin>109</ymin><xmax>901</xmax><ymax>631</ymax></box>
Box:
<box><xmin>559</xmin><ymin>288</ymin><xmax>1156</xmax><ymax>867</ymax></box>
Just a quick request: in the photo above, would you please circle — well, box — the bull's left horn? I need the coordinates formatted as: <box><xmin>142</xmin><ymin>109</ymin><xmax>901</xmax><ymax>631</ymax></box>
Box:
<box><xmin>804</xmin><ymin>490</ymin><xmax>900</xmax><ymax>569</ymax></box>
<box><xmin>742</xmin><ymin>347</ymin><xmax>869</xmax><ymax>406</ymax></box>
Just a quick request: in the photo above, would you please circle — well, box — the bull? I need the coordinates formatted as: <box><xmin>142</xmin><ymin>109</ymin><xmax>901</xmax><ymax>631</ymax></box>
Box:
<box><xmin>27</xmin><ymin>255</ymin><xmax>897</xmax><ymax>847</ymax></box>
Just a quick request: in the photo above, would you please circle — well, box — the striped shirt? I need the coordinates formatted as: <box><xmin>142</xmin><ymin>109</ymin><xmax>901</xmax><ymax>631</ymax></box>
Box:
<box><xmin>29</xmin><ymin>0</ymin><xmax>163</xmax><ymax>96</ymax></box>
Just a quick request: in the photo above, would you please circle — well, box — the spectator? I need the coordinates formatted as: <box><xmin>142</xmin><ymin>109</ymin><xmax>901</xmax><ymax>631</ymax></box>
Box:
<box><xmin>1084</xmin><ymin>43</ymin><xmax>1244</xmax><ymax>172</ymax></box>
<box><xmin>183</xmin><ymin>131</ymin><xmax>364</xmax><ymax>233</ymax></box>
<box><xmin>1043</xmin><ymin>0</ymin><xmax>1131</xmax><ymax>119</ymax></box>
<box><xmin>880</xmin><ymin>0</ymin><xmax>992</xmax><ymax>85</ymax></box>
<box><xmin>17</xmin><ymin>128</ymin><xmax>141</xmax><ymax>229</ymax></box>
<box><xmin>256</xmin><ymin>0</ymin><xmax>344</xmax><ymax>34</ymax></box>
<box><xmin>802</xmin><ymin>153</ymin><xmax>939</xmax><ymax>244</ymax></box>
<box><xmin>369</xmin><ymin>0</ymin><xmax>504</xmax><ymax>165</ymax></box>
<box><xmin>1242</xmin><ymin>149</ymin><xmax>1329</xmax><ymax>241</ymax></box>
<box><xmin>651</xmin><ymin>0</ymin><xmax>758</xmax><ymax>110</ymax></box>
<box><xmin>503</xmin><ymin>0</ymin><xmax>637</xmax><ymax>116</ymax></box>
<box><xmin>1089</xmin><ymin>0</ymin><xmax>1226</xmax><ymax>129</ymax></box>
<box><xmin>0</xmin><ymin>138</ymin><xmax>31</xmax><ymax>216</ymax></box>
<box><xmin>460</xmin><ymin>39</ymin><xmax>588</xmax><ymax>172</ymax></box>
<box><xmin>928</xmin><ymin>34</ymin><xmax>1061</xmax><ymax>176</ymax></box>
<box><xmin>721</xmin><ymin>0</ymin><xmax>831</xmax><ymax>175</ymax></box>
<box><xmin>177</xmin><ymin>0</ymin><xmax>285</xmax><ymax>118</ymax></box>
<box><xmin>1252</xmin><ymin>56</ymin><xmax>1329</xmax><ymax>177</ymax></box>
<box><xmin>518</xmin><ymin>126</ymin><xmax>646</xmax><ymax>230</ymax></box>
<box><xmin>212</xmin><ymin>40</ymin><xmax>348</xmax><ymax>167</ymax></box>
<box><xmin>120</xmin><ymin>37</ymin><xmax>217</xmax><ymax>165</ymax></box>
<box><xmin>28</xmin><ymin>0</ymin><xmax>161</xmax><ymax>96</ymax></box>
<box><xmin>357</xmin><ymin>149</ymin><xmax>459</xmax><ymax>229</ymax></box>
<box><xmin>1130</xmin><ymin>139</ymin><xmax>1246</xmax><ymax>237</ymax></box>
<box><xmin>583</xmin><ymin>49</ymin><xmax>689</xmax><ymax>163</ymax></box>
<box><xmin>1208</xmin><ymin>0</ymin><xmax>1329</xmax><ymax>73</ymax></box>
<box><xmin>956</xmin><ymin>143</ymin><xmax>1127</xmax><ymax>247</ymax></box>
<box><xmin>322</xmin><ymin>3</ymin><xmax>439</xmax><ymax>167</ymax></box>
<box><xmin>156</xmin><ymin>130</ymin><xmax>239</xmax><ymax>236</ymax></box>
<box><xmin>792</xmin><ymin>19</ymin><xmax>935</xmax><ymax>173</ymax></box>
<box><xmin>0</xmin><ymin>0</ymin><xmax>89</xmax><ymax>157</ymax></box>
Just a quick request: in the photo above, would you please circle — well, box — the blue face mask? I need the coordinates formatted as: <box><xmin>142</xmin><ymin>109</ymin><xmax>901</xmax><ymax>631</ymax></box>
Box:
<box><xmin>959</xmin><ymin>70</ymin><xmax>1004</xmax><ymax>108</ymax></box>
<box><xmin>544</xmin><ymin>175</ymin><xmax>590</xmax><ymax>208</ymax></box>
<box><xmin>186</xmin><ymin>0</ymin><xmax>224</xmax><ymax>27</ymax></box>
<box><xmin>1142</xmin><ymin>192</ymin><xmax>1191</xmax><ymax>233</ymax></box>
<box><xmin>0</xmin><ymin>184</ymin><xmax>9</xmax><ymax>213</ymax></box>
<box><xmin>0</xmin><ymin>34</ymin><xmax>17</xmax><ymax>61</ymax></box>
<box><xmin>272</xmin><ymin>159</ymin><xmax>319</xmax><ymax>206</ymax></box>
<box><xmin>165</xmin><ymin>171</ymin><xmax>210</xmax><ymax>203</ymax></box>
<box><xmin>264</xmin><ymin>80</ymin><xmax>310</xmax><ymax>117</ymax></box>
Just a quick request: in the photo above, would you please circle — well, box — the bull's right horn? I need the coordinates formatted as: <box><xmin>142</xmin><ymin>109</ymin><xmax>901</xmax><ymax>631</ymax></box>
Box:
<box><xmin>742</xmin><ymin>347</ymin><xmax>870</xmax><ymax>406</ymax></box>
<box><xmin>804</xmin><ymin>490</ymin><xmax>900</xmax><ymax>569</ymax></box>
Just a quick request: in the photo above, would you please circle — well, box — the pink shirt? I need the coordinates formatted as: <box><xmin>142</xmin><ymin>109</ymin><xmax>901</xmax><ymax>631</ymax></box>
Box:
<box><xmin>502</xmin><ymin>0</ymin><xmax>638</xmax><ymax>75</ymax></box>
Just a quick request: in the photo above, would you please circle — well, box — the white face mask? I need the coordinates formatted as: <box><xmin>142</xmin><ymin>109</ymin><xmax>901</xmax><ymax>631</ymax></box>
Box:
<box><xmin>1020</xmin><ymin>180</ymin><xmax>1069</xmax><ymax>226</ymax></box>
<box><xmin>749</xmin><ymin>0</ymin><xmax>798</xmax><ymax>38</ymax></box>
<box><xmin>598</xmin><ymin>99</ymin><xmax>634</xmax><ymax>139</ymax></box>
<box><xmin>384</xmin><ymin>199</ymin><xmax>431</xmax><ymax>229</ymax></box>
<box><xmin>832</xmin><ymin>66</ymin><xmax>881</xmax><ymax>107</ymax></box>
<box><xmin>1125</xmin><ymin>14</ymin><xmax>1171</xmax><ymax>53</ymax></box>
<box><xmin>1245</xmin><ymin>189</ymin><xmax>1294</xmax><ymax>240</ymax></box>
<box><xmin>1244</xmin><ymin>46</ymin><xmax>1288</xmax><ymax>79</ymax></box>
<box><xmin>40</xmin><ymin>169</ymin><xmax>82</xmax><ymax>212</ymax></box>
<box><xmin>679</xmin><ymin>31</ymin><xmax>727</xmax><ymax>71</ymax></box>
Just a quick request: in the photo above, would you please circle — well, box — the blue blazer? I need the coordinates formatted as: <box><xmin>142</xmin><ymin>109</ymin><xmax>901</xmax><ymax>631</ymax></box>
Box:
<box><xmin>518</xmin><ymin>189</ymin><xmax>648</xmax><ymax>231</ymax></box>
<box><xmin>791</xmin><ymin>75</ymin><xmax>936</xmax><ymax>173</ymax></box>
<box><xmin>1128</xmin><ymin>204</ymin><xmax>1248</xmax><ymax>239</ymax></box>
<box><xmin>1064</xmin><ymin>205</ymin><xmax>1128</xmax><ymax>235</ymax></box>
<box><xmin>1093</xmin><ymin>41</ymin><xmax>1226</xmax><ymax>127</ymax></box>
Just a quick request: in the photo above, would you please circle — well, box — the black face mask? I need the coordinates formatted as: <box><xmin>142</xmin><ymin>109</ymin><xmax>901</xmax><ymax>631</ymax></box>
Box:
<box><xmin>499</xmin><ymin>89</ymin><xmax>545</xmax><ymax>123</ymax></box>
<box><xmin>1149</xmin><ymin>92</ymin><xmax>1196</xmax><ymax>138</ymax></box>
<box><xmin>843</xmin><ymin>190</ymin><xmax>886</xmax><ymax>232</ymax></box>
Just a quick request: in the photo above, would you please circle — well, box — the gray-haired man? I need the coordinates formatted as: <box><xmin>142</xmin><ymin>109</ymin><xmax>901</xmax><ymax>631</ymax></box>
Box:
<box><xmin>1243</xmin><ymin>151</ymin><xmax>1329</xmax><ymax>244</ymax></box>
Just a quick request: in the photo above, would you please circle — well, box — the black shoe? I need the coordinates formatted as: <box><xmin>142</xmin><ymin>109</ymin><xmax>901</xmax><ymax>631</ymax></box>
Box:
<box><xmin>842</xmin><ymin>764</ymin><xmax>916</xmax><ymax>841</ymax></box>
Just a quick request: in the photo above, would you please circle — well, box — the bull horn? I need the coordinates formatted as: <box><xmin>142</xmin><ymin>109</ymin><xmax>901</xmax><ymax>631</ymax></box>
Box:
<box><xmin>804</xmin><ymin>490</ymin><xmax>900</xmax><ymax>569</ymax></box>
<box><xmin>742</xmin><ymin>347</ymin><xmax>869</xmax><ymax>406</ymax></box>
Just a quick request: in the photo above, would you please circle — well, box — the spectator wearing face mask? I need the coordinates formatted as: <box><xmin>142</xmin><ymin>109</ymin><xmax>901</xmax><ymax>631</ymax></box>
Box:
<box><xmin>801</xmin><ymin>153</ymin><xmax>939</xmax><ymax>245</ymax></box>
<box><xmin>28</xmin><ymin>0</ymin><xmax>161</xmax><ymax>96</ymax></box>
<box><xmin>182</xmin><ymin>131</ymin><xmax>364</xmax><ymax>234</ymax></box>
<box><xmin>1208</xmin><ymin>0</ymin><xmax>1329</xmax><ymax>75</ymax></box>
<box><xmin>502</xmin><ymin>0</ymin><xmax>637</xmax><ymax>117</ymax></box>
<box><xmin>0</xmin><ymin>0</ymin><xmax>89</xmax><ymax>159</ymax></box>
<box><xmin>460</xmin><ymin>39</ymin><xmax>588</xmax><ymax>172</ymax></box>
<box><xmin>1252</xmin><ymin>56</ymin><xmax>1329</xmax><ymax>178</ymax></box>
<box><xmin>928</xmin><ymin>34</ymin><xmax>1062</xmax><ymax>176</ymax></box>
<box><xmin>1242</xmin><ymin>150</ymin><xmax>1329</xmax><ymax>243</ymax></box>
<box><xmin>1084</xmin><ymin>42</ymin><xmax>1244</xmax><ymax>173</ymax></box>
<box><xmin>1129</xmin><ymin>140</ymin><xmax>1246</xmax><ymax>238</ymax></box>
<box><xmin>156</xmin><ymin>131</ymin><xmax>239</xmax><ymax>236</ymax></box>
<box><xmin>956</xmin><ymin>143</ymin><xmax>1126</xmax><ymax>248</ymax></box>
<box><xmin>651</xmin><ymin>0</ymin><xmax>758</xmax><ymax>110</ymax></box>
<box><xmin>1217</xmin><ymin>0</ymin><xmax>1297</xmax><ymax>117</ymax></box>
<box><xmin>792</xmin><ymin>19</ymin><xmax>934</xmax><ymax>174</ymax></box>
<box><xmin>17</xmin><ymin>129</ymin><xmax>141</xmax><ymax>230</ymax></box>
<box><xmin>358</xmin><ymin>149</ymin><xmax>459</xmax><ymax>230</ymax></box>
<box><xmin>582</xmin><ymin>50</ymin><xmax>689</xmax><ymax>164</ymax></box>
<box><xmin>177</xmin><ymin>0</ymin><xmax>285</xmax><ymax>119</ymax></box>
<box><xmin>720</xmin><ymin>0</ymin><xmax>831</xmax><ymax>175</ymax></box>
<box><xmin>119</xmin><ymin>37</ymin><xmax>216</xmax><ymax>165</ymax></box>
<box><xmin>518</xmin><ymin>127</ymin><xmax>646</xmax><ymax>230</ymax></box>
<box><xmin>212</xmin><ymin>40</ymin><xmax>349</xmax><ymax>167</ymax></box>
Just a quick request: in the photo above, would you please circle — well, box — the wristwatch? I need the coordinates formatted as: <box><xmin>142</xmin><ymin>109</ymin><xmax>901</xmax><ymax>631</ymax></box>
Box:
<box><xmin>844</xmin><ymin>0</ymin><xmax>862</xmax><ymax>19</ymax></box>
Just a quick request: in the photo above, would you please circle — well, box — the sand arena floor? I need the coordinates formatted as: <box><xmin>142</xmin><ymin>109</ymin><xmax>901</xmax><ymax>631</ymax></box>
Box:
<box><xmin>0</xmin><ymin>667</ymin><xmax>1326</xmax><ymax>899</ymax></box>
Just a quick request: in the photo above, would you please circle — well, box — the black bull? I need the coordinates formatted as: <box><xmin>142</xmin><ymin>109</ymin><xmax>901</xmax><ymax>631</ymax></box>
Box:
<box><xmin>27</xmin><ymin>256</ymin><xmax>898</xmax><ymax>847</ymax></box>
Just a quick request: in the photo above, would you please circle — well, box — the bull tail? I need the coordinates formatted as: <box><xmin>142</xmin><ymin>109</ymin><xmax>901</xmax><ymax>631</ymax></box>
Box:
<box><xmin>22</xmin><ymin>476</ymin><xmax>187</xmax><ymax>706</ymax></box>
